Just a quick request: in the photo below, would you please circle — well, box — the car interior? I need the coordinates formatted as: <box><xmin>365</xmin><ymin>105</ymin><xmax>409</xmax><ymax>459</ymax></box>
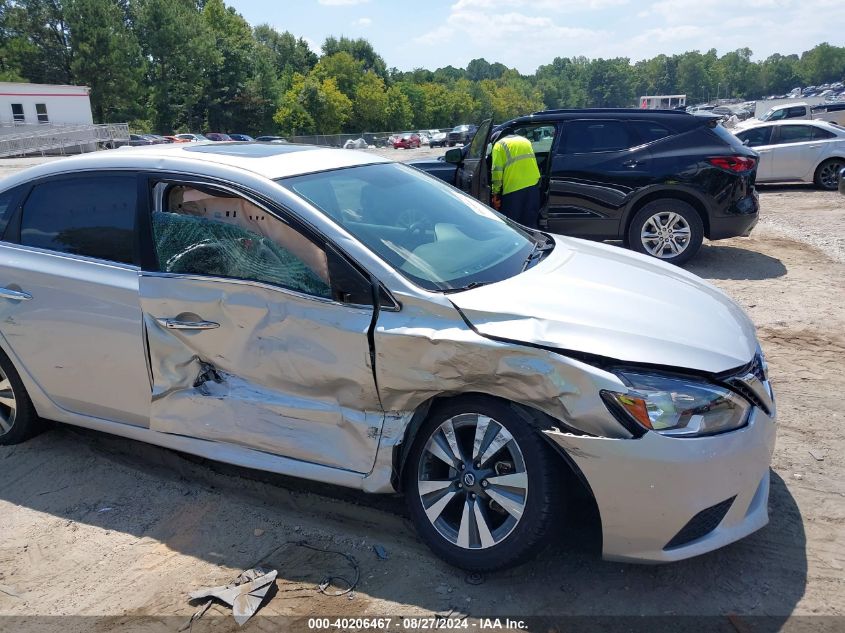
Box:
<box><xmin>150</xmin><ymin>183</ymin><xmax>332</xmax><ymax>298</ymax></box>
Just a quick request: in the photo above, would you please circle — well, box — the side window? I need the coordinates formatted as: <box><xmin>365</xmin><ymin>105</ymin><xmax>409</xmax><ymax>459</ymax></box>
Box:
<box><xmin>0</xmin><ymin>189</ymin><xmax>20</xmax><ymax>239</ymax></box>
<box><xmin>20</xmin><ymin>175</ymin><xmax>137</xmax><ymax>264</ymax></box>
<box><xmin>35</xmin><ymin>103</ymin><xmax>48</xmax><ymax>124</ymax></box>
<box><xmin>811</xmin><ymin>127</ymin><xmax>836</xmax><ymax>140</ymax></box>
<box><xmin>787</xmin><ymin>107</ymin><xmax>807</xmax><ymax>119</ymax></box>
<box><xmin>737</xmin><ymin>126</ymin><xmax>772</xmax><ymax>147</ymax></box>
<box><xmin>11</xmin><ymin>104</ymin><xmax>24</xmax><ymax>123</ymax></box>
<box><xmin>629</xmin><ymin>121</ymin><xmax>674</xmax><ymax>144</ymax></box>
<box><xmin>559</xmin><ymin>120</ymin><xmax>632</xmax><ymax>154</ymax></box>
<box><xmin>151</xmin><ymin>182</ymin><xmax>332</xmax><ymax>299</ymax></box>
<box><xmin>774</xmin><ymin>125</ymin><xmax>815</xmax><ymax>145</ymax></box>
<box><xmin>513</xmin><ymin>124</ymin><xmax>557</xmax><ymax>172</ymax></box>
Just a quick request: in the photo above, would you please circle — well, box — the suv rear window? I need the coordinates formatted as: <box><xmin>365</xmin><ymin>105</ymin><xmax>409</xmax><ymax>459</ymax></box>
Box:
<box><xmin>560</xmin><ymin>120</ymin><xmax>632</xmax><ymax>154</ymax></box>
<box><xmin>20</xmin><ymin>175</ymin><xmax>136</xmax><ymax>264</ymax></box>
<box><xmin>629</xmin><ymin>121</ymin><xmax>674</xmax><ymax>144</ymax></box>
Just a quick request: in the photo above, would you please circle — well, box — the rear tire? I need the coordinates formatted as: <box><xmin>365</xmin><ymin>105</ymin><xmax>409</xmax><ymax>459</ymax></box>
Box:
<box><xmin>0</xmin><ymin>348</ymin><xmax>43</xmax><ymax>445</ymax></box>
<box><xmin>627</xmin><ymin>199</ymin><xmax>704</xmax><ymax>266</ymax></box>
<box><xmin>404</xmin><ymin>396</ymin><xmax>561</xmax><ymax>571</ymax></box>
<box><xmin>814</xmin><ymin>158</ymin><xmax>844</xmax><ymax>191</ymax></box>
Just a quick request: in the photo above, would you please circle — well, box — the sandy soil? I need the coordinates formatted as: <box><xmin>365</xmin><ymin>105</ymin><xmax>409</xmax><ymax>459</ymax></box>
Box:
<box><xmin>0</xmin><ymin>157</ymin><xmax>843</xmax><ymax>632</ymax></box>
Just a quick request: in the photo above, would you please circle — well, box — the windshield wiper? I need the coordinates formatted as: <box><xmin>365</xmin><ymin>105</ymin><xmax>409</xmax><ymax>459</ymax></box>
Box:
<box><xmin>522</xmin><ymin>239</ymin><xmax>555</xmax><ymax>271</ymax></box>
<box><xmin>442</xmin><ymin>281</ymin><xmax>490</xmax><ymax>294</ymax></box>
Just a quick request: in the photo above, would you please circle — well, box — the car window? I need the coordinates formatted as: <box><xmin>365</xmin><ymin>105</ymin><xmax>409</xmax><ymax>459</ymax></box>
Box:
<box><xmin>150</xmin><ymin>182</ymin><xmax>331</xmax><ymax>298</ymax></box>
<box><xmin>811</xmin><ymin>127</ymin><xmax>836</xmax><ymax>140</ymax></box>
<box><xmin>786</xmin><ymin>107</ymin><xmax>807</xmax><ymax>118</ymax></box>
<box><xmin>629</xmin><ymin>121</ymin><xmax>674</xmax><ymax>144</ymax></box>
<box><xmin>559</xmin><ymin>120</ymin><xmax>632</xmax><ymax>154</ymax></box>
<box><xmin>0</xmin><ymin>189</ymin><xmax>20</xmax><ymax>239</ymax></box>
<box><xmin>20</xmin><ymin>175</ymin><xmax>136</xmax><ymax>264</ymax></box>
<box><xmin>774</xmin><ymin>125</ymin><xmax>815</xmax><ymax>144</ymax></box>
<box><xmin>280</xmin><ymin>163</ymin><xmax>536</xmax><ymax>292</ymax></box>
<box><xmin>736</xmin><ymin>126</ymin><xmax>772</xmax><ymax>147</ymax></box>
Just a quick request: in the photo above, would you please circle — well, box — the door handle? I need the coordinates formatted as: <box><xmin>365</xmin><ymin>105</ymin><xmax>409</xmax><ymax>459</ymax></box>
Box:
<box><xmin>156</xmin><ymin>317</ymin><xmax>220</xmax><ymax>330</ymax></box>
<box><xmin>0</xmin><ymin>287</ymin><xmax>32</xmax><ymax>301</ymax></box>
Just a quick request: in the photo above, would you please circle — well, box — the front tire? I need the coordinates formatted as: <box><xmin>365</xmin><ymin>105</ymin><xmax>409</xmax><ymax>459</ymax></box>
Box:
<box><xmin>404</xmin><ymin>396</ymin><xmax>561</xmax><ymax>571</ymax></box>
<box><xmin>814</xmin><ymin>158</ymin><xmax>844</xmax><ymax>191</ymax></box>
<box><xmin>627</xmin><ymin>199</ymin><xmax>704</xmax><ymax>266</ymax></box>
<box><xmin>0</xmin><ymin>348</ymin><xmax>42</xmax><ymax>445</ymax></box>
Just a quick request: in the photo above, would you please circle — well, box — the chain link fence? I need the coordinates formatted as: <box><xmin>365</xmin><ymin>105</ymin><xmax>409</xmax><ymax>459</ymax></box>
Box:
<box><xmin>287</xmin><ymin>128</ymin><xmax>452</xmax><ymax>148</ymax></box>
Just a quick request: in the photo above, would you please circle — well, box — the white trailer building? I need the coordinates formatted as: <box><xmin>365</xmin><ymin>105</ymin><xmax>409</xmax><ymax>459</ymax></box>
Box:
<box><xmin>0</xmin><ymin>82</ymin><xmax>93</xmax><ymax>127</ymax></box>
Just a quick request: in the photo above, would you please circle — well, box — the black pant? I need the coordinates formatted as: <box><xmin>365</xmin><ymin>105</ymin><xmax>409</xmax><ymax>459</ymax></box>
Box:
<box><xmin>500</xmin><ymin>184</ymin><xmax>541</xmax><ymax>228</ymax></box>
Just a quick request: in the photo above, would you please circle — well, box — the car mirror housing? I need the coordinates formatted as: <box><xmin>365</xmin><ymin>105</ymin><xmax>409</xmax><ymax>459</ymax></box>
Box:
<box><xmin>444</xmin><ymin>148</ymin><xmax>463</xmax><ymax>164</ymax></box>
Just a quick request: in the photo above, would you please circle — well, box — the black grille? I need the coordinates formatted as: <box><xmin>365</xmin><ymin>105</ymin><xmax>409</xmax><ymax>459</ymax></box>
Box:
<box><xmin>664</xmin><ymin>496</ymin><xmax>735</xmax><ymax>550</ymax></box>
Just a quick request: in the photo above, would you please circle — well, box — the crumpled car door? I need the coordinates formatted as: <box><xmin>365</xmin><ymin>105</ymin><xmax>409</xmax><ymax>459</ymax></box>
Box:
<box><xmin>138</xmin><ymin>273</ymin><xmax>383</xmax><ymax>474</ymax></box>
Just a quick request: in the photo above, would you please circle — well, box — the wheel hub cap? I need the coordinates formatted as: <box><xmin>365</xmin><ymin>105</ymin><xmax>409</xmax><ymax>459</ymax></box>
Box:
<box><xmin>417</xmin><ymin>413</ymin><xmax>528</xmax><ymax>550</ymax></box>
<box><xmin>641</xmin><ymin>211</ymin><xmax>692</xmax><ymax>259</ymax></box>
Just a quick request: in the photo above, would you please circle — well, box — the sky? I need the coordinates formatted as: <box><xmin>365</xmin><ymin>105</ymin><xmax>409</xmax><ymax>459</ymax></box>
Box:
<box><xmin>228</xmin><ymin>0</ymin><xmax>844</xmax><ymax>74</ymax></box>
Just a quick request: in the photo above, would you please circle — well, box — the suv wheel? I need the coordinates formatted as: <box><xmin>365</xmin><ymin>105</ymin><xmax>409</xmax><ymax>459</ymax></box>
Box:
<box><xmin>628</xmin><ymin>199</ymin><xmax>703</xmax><ymax>265</ymax></box>
<box><xmin>0</xmin><ymin>348</ymin><xmax>42</xmax><ymax>445</ymax></box>
<box><xmin>814</xmin><ymin>158</ymin><xmax>844</xmax><ymax>191</ymax></box>
<box><xmin>405</xmin><ymin>396</ymin><xmax>561</xmax><ymax>571</ymax></box>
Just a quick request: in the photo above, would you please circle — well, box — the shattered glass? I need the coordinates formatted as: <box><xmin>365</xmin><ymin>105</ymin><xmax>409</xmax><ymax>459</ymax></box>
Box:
<box><xmin>152</xmin><ymin>211</ymin><xmax>331</xmax><ymax>298</ymax></box>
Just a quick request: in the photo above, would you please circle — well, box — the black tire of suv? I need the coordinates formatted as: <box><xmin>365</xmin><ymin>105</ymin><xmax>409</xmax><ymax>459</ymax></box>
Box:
<box><xmin>814</xmin><ymin>158</ymin><xmax>845</xmax><ymax>191</ymax></box>
<box><xmin>0</xmin><ymin>347</ymin><xmax>43</xmax><ymax>445</ymax></box>
<box><xmin>404</xmin><ymin>396</ymin><xmax>562</xmax><ymax>571</ymax></box>
<box><xmin>627</xmin><ymin>199</ymin><xmax>704</xmax><ymax>266</ymax></box>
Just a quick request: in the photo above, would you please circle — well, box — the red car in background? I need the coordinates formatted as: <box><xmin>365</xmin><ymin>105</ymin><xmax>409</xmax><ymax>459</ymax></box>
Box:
<box><xmin>393</xmin><ymin>133</ymin><xmax>421</xmax><ymax>149</ymax></box>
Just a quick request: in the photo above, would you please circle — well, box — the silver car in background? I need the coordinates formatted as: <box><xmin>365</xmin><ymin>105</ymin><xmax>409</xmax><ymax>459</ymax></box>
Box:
<box><xmin>0</xmin><ymin>142</ymin><xmax>776</xmax><ymax>570</ymax></box>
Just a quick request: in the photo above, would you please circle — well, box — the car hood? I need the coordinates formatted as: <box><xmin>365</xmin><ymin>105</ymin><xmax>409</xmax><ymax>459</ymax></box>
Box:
<box><xmin>449</xmin><ymin>237</ymin><xmax>758</xmax><ymax>374</ymax></box>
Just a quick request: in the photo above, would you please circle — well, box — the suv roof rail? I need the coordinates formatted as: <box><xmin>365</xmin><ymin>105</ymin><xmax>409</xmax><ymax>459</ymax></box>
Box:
<box><xmin>531</xmin><ymin>108</ymin><xmax>690</xmax><ymax>116</ymax></box>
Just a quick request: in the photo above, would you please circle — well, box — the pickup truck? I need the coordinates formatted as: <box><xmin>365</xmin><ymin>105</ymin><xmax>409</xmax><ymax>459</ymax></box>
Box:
<box><xmin>736</xmin><ymin>102</ymin><xmax>845</xmax><ymax>130</ymax></box>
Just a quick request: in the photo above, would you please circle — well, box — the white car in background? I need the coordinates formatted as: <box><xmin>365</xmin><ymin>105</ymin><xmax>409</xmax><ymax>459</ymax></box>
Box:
<box><xmin>734</xmin><ymin>120</ymin><xmax>845</xmax><ymax>190</ymax></box>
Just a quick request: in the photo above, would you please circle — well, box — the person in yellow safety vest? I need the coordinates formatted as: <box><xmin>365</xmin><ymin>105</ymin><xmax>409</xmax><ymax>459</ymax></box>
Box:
<box><xmin>490</xmin><ymin>133</ymin><xmax>541</xmax><ymax>228</ymax></box>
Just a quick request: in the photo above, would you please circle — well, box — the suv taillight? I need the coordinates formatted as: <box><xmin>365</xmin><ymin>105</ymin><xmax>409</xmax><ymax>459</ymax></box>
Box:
<box><xmin>708</xmin><ymin>156</ymin><xmax>757</xmax><ymax>172</ymax></box>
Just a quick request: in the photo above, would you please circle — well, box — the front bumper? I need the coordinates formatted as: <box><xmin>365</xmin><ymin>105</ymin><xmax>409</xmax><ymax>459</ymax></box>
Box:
<box><xmin>545</xmin><ymin>406</ymin><xmax>777</xmax><ymax>563</ymax></box>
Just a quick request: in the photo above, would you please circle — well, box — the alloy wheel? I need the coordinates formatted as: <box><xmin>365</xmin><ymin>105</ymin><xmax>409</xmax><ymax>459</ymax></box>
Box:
<box><xmin>641</xmin><ymin>211</ymin><xmax>692</xmax><ymax>258</ymax></box>
<box><xmin>819</xmin><ymin>161</ymin><xmax>844</xmax><ymax>190</ymax></box>
<box><xmin>0</xmin><ymin>366</ymin><xmax>17</xmax><ymax>437</ymax></box>
<box><xmin>417</xmin><ymin>413</ymin><xmax>528</xmax><ymax>550</ymax></box>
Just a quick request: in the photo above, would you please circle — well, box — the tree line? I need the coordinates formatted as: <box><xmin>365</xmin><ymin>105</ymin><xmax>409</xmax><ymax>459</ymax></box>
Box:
<box><xmin>1</xmin><ymin>0</ymin><xmax>843</xmax><ymax>136</ymax></box>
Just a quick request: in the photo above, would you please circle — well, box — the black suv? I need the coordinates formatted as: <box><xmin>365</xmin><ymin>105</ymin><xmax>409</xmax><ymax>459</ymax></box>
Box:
<box><xmin>447</xmin><ymin>124</ymin><xmax>478</xmax><ymax>146</ymax></box>
<box><xmin>413</xmin><ymin>109</ymin><xmax>760</xmax><ymax>265</ymax></box>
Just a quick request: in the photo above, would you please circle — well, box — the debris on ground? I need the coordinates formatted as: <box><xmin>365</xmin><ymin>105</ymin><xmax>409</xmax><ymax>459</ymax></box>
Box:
<box><xmin>372</xmin><ymin>544</ymin><xmax>389</xmax><ymax>560</ymax></box>
<box><xmin>809</xmin><ymin>450</ymin><xmax>825</xmax><ymax>461</ymax></box>
<box><xmin>465</xmin><ymin>572</ymin><xmax>484</xmax><ymax>586</ymax></box>
<box><xmin>0</xmin><ymin>584</ymin><xmax>20</xmax><ymax>598</ymax></box>
<box><xmin>253</xmin><ymin>528</ymin><xmax>265</xmax><ymax>537</ymax></box>
<box><xmin>186</xmin><ymin>568</ymin><xmax>277</xmax><ymax>627</ymax></box>
<box><xmin>293</xmin><ymin>541</ymin><xmax>360</xmax><ymax>596</ymax></box>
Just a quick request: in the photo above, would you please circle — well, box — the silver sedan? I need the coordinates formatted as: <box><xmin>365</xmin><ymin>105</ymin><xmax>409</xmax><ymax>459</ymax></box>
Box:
<box><xmin>0</xmin><ymin>142</ymin><xmax>776</xmax><ymax>570</ymax></box>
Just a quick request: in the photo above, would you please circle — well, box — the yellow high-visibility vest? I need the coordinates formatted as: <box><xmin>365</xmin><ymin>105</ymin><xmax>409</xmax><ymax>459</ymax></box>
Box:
<box><xmin>491</xmin><ymin>135</ymin><xmax>540</xmax><ymax>196</ymax></box>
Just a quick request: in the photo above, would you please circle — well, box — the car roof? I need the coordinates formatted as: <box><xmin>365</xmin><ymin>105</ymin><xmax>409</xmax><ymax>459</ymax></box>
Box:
<box><xmin>0</xmin><ymin>142</ymin><xmax>389</xmax><ymax>188</ymax></box>
<box><xmin>750</xmin><ymin>119</ymin><xmax>842</xmax><ymax>128</ymax></box>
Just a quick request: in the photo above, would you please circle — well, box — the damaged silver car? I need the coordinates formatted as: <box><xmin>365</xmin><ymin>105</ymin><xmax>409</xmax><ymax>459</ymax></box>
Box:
<box><xmin>0</xmin><ymin>142</ymin><xmax>776</xmax><ymax>570</ymax></box>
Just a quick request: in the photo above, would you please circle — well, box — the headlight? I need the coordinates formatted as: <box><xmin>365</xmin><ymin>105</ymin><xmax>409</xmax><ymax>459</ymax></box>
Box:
<box><xmin>601</xmin><ymin>371</ymin><xmax>751</xmax><ymax>437</ymax></box>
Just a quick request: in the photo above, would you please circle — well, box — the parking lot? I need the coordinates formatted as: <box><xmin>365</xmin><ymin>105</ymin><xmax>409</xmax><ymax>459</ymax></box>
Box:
<box><xmin>0</xmin><ymin>156</ymin><xmax>843</xmax><ymax>631</ymax></box>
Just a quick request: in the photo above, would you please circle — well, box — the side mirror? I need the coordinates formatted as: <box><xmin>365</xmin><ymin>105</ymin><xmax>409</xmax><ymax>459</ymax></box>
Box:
<box><xmin>444</xmin><ymin>148</ymin><xmax>463</xmax><ymax>164</ymax></box>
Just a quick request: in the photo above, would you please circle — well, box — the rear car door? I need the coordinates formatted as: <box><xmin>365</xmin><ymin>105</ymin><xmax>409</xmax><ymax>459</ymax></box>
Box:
<box><xmin>455</xmin><ymin>118</ymin><xmax>493</xmax><ymax>200</ymax></box>
<box><xmin>768</xmin><ymin>124</ymin><xmax>827</xmax><ymax>180</ymax></box>
<box><xmin>545</xmin><ymin>119</ymin><xmax>652</xmax><ymax>238</ymax></box>
<box><xmin>137</xmin><ymin>175</ymin><xmax>383</xmax><ymax>473</ymax></box>
<box><xmin>0</xmin><ymin>173</ymin><xmax>150</xmax><ymax>426</ymax></box>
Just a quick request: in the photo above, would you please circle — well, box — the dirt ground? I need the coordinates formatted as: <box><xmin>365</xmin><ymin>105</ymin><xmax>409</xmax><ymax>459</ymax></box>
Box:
<box><xmin>0</xmin><ymin>155</ymin><xmax>843</xmax><ymax>632</ymax></box>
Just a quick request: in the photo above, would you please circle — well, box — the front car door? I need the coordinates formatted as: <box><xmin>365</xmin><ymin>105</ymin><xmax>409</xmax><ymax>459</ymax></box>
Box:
<box><xmin>0</xmin><ymin>172</ymin><xmax>150</xmax><ymax>427</ymax></box>
<box><xmin>137</xmin><ymin>175</ymin><xmax>383</xmax><ymax>473</ymax></box>
<box><xmin>546</xmin><ymin>119</ymin><xmax>652</xmax><ymax>238</ymax></box>
<box><xmin>455</xmin><ymin>118</ymin><xmax>493</xmax><ymax>201</ymax></box>
<box><xmin>736</xmin><ymin>125</ymin><xmax>774</xmax><ymax>181</ymax></box>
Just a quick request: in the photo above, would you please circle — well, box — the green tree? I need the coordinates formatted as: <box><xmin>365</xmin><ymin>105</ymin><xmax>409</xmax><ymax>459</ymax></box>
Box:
<box><xmin>351</xmin><ymin>71</ymin><xmax>387</xmax><ymax>131</ymax></box>
<box><xmin>274</xmin><ymin>73</ymin><xmax>351</xmax><ymax>135</ymax></box>
<box><xmin>799</xmin><ymin>43</ymin><xmax>845</xmax><ymax>86</ymax></box>
<box><xmin>322</xmin><ymin>35</ymin><xmax>387</xmax><ymax>79</ymax></box>
<box><xmin>134</xmin><ymin>0</ymin><xmax>215</xmax><ymax>132</ymax></box>
<box><xmin>313</xmin><ymin>50</ymin><xmax>364</xmax><ymax>97</ymax></box>
<box><xmin>201</xmin><ymin>0</ymin><xmax>255</xmax><ymax>132</ymax></box>
<box><xmin>65</xmin><ymin>0</ymin><xmax>145</xmax><ymax>122</ymax></box>
<box><xmin>384</xmin><ymin>84</ymin><xmax>412</xmax><ymax>130</ymax></box>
